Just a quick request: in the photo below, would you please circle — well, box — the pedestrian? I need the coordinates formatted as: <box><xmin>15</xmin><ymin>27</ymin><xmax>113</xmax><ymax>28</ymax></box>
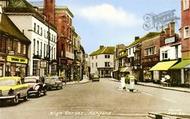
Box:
<box><xmin>120</xmin><ymin>73</ymin><xmax>126</xmax><ymax>90</ymax></box>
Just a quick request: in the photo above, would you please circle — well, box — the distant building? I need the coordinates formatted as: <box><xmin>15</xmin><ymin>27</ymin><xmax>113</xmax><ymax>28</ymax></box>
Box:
<box><xmin>89</xmin><ymin>46</ymin><xmax>115</xmax><ymax>78</ymax></box>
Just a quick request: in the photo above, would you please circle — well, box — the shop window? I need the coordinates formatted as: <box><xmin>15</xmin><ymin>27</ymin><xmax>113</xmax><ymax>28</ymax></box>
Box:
<box><xmin>183</xmin><ymin>0</ymin><xmax>189</xmax><ymax>10</ymax></box>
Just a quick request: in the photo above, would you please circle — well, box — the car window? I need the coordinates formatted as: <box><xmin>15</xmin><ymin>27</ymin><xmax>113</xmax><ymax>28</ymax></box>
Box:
<box><xmin>24</xmin><ymin>78</ymin><xmax>36</xmax><ymax>83</ymax></box>
<box><xmin>0</xmin><ymin>79</ymin><xmax>16</xmax><ymax>86</ymax></box>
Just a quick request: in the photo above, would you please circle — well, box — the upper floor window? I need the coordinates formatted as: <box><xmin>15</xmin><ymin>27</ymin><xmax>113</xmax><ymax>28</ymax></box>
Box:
<box><xmin>105</xmin><ymin>55</ymin><xmax>110</xmax><ymax>58</ymax></box>
<box><xmin>33</xmin><ymin>39</ymin><xmax>36</xmax><ymax>55</ymax></box>
<box><xmin>183</xmin><ymin>0</ymin><xmax>189</xmax><ymax>10</ymax></box>
<box><xmin>34</xmin><ymin>23</ymin><xmax>36</xmax><ymax>32</ymax></box>
<box><xmin>23</xmin><ymin>45</ymin><xmax>26</xmax><ymax>55</ymax></box>
<box><xmin>184</xmin><ymin>26</ymin><xmax>190</xmax><ymax>38</ymax></box>
<box><xmin>145</xmin><ymin>47</ymin><xmax>155</xmax><ymax>56</ymax></box>
<box><xmin>162</xmin><ymin>51</ymin><xmax>168</xmax><ymax>60</ymax></box>
<box><xmin>105</xmin><ymin>62</ymin><xmax>110</xmax><ymax>67</ymax></box>
<box><xmin>17</xmin><ymin>42</ymin><xmax>21</xmax><ymax>54</ymax></box>
<box><xmin>37</xmin><ymin>25</ymin><xmax>40</xmax><ymax>34</ymax></box>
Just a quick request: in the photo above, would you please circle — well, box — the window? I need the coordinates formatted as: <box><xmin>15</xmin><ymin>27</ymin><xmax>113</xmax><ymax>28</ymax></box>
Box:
<box><xmin>40</xmin><ymin>42</ymin><xmax>42</xmax><ymax>56</ymax></box>
<box><xmin>37</xmin><ymin>25</ymin><xmax>39</xmax><ymax>34</ymax></box>
<box><xmin>162</xmin><ymin>51</ymin><xmax>168</xmax><ymax>60</ymax></box>
<box><xmin>183</xmin><ymin>0</ymin><xmax>189</xmax><ymax>10</ymax></box>
<box><xmin>96</xmin><ymin>63</ymin><xmax>98</xmax><ymax>67</ymax></box>
<box><xmin>34</xmin><ymin>23</ymin><xmax>36</xmax><ymax>32</ymax></box>
<box><xmin>105</xmin><ymin>62</ymin><xmax>110</xmax><ymax>67</ymax></box>
<box><xmin>37</xmin><ymin>41</ymin><xmax>39</xmax><ymax>55</ymax></box>
<box><xmin>184</xmin><ymin>26</ymin><xmax>190</xmax><ymax>38</ymax></box>
<box><xmin>105</xmin><ymin>55</ymin><xmax>110</xmax><ymax>58</ymax></box>
<box><xmin>33</xmin><ymin>39</ymin><xmax>36</xmax><ymax>55</ymax></box>
<box><xmin>41</xmin><ymin>27</ymin><xmax>43</xmax><ymax>36</ymax></box>
<box><xmin>145</xmin><ymin>47</ymin><xmax>155</xmax><ymax>56</ymax></box>
<box><xmin>92</xmin><ymin>63</ymin><xmax>94</xmax><ymax>68</ymax></box>
<box><xmin>23</xmin><ymin>45</ymin><xmax>26</xmax><ymax>55</ymax></box>
<box><xmin>44</xmin><ymin>44</ymin><xmax>46</xmax><ymax>58</ymax></box>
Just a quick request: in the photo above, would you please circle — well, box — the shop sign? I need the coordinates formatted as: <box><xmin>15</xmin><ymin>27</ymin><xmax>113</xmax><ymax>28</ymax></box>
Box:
<box><xmin>7</xmin><ymin>56</ymin><xmax>28</xmax><ymax>64</ymax></box>
<box><xmin>165</xmin><ymin>37</ymin><xmax>175</xmax><ymax>44</ymax></box>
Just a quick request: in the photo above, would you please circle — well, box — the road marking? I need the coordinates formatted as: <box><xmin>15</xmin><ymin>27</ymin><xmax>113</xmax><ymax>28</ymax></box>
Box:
<box><xmin>161</xmin><ymin>97</ymin><xmax>177</xmax><ymax>103</ymax></box>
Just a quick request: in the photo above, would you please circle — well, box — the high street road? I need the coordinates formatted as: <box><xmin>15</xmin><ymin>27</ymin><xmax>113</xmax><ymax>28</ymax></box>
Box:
<box><xmin>0</xmin><ymin>79</ymin><xmax>190</xmax><ymax>119</ymax></box>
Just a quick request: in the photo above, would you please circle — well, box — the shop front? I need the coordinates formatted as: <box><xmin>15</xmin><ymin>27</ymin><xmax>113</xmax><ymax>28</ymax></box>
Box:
<box><xmin>6</xmin><ymin>55</ymin><xmax>28</xmax><ymax>77</ymax></box>
<box><xmin>171</xmin><ymin>60</ymin><xmax>190</xmax><ymax>85</ymax></box>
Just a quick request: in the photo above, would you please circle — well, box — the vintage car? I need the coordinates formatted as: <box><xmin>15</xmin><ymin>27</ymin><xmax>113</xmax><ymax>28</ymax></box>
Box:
<box><xmin>45</xmin><ymin>76</ymin><xmax>63</xmax><ymax>90</ymax></box>
<box><xmin>91</xmin><ymin>74</ymin><xmax>100</xmax><ymax>82</ymax></box>
<box><xmin>0</xmin><ymin>77</ymin><xmax>28</xmax><ymax>104</ymax></box>
<box><xmin>24</xmin><ymin>76</ymin><xmax>47</xmax><ymax>97</ymax></box>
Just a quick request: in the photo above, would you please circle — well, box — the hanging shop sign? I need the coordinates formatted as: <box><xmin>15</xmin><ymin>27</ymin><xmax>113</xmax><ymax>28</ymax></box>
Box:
<box><xmin>7</xmin><ymin>56</ymin><xmax>28</xmax><ymax>64</ymax></box>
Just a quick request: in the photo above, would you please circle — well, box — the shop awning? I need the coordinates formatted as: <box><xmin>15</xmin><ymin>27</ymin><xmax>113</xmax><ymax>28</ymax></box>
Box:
<box><xmin>120</xmin><ymin>67</ymin><xmax>129</xmax><ymax>72</ymax></box>
<box><xmin>150</xmin><ymin>60</ymin><xmax>177</xmax><ymax>71</ymax></box>
<box><xmin>170</xmin><ymin>60</ymin><xmax>190</xmax><ymax>69</ymax></box>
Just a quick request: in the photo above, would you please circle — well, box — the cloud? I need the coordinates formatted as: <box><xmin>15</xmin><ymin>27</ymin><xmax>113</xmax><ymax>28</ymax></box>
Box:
<box><xmin>77</xmin><ymin>3</ymin><xmax>142</xmax><ymax>28</ymax></box>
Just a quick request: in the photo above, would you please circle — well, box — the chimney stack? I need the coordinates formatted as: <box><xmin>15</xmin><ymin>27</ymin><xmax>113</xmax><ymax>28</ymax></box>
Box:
<box><xmin>135</xmin><ymin>36</ymin><xmax>140</xmax><ymax>41</ymax></box>
<box><xmin>100</xmin><ymin>45</ymin><xmax>104</xmax><ymax>49</ymax></box>
<box><xmin>168</xmin><ymin>22</ymin><xmax>175</xmax><ymax>36</ymax></box>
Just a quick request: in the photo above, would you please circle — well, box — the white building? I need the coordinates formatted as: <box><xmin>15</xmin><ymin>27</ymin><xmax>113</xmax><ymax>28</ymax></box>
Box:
<box><xmin>2</xmin><ymin>0</ymin><xmax>57</xmax><ymax>76</ymax></box>
<box><xmin>89</xmin><ymin>46</ymin><xmax>115</xmax><ymax>78</ymax></box>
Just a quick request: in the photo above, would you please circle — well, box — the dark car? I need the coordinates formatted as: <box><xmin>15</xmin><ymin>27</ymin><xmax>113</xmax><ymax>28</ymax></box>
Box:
<box><xmin>24</xmin><ymin>76</ymin><xmax>47</xmax><ymax>97</ymax></box>
<box><xmin>45</xmin><ymin>76</ymin><xmax>63</xmax><ymax>90</ymax></box>
<box><xmin>91</xmin><ymin>74</ymin><xmax>100</xmax><ymax>82</ymax></box>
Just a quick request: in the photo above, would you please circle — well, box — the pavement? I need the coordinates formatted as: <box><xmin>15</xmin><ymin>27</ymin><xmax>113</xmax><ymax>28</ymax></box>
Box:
<box><xmin>137</xmin><ymin>82</ymin><xmax>190</xmax><ymax>93</ymax></box>
<box><xmin>111</xmin><ymin>78</ymin><xmax>190</xmax><ymax>93</ymax></box>
<box><xmin>64</xmin><ymin>77</ymin><xmax>90</xmax><ymax>85</ymax></box>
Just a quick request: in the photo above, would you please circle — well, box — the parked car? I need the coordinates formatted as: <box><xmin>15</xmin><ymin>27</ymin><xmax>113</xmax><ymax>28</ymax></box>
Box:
<box><xmin>92</xmin><ymin>74</ymin><xmax>100</xmax><ymax>82</ymax></box>
<box><xmin>45</xmin><ymin>76</ymin><xmax>63</xmax><ymax>90</ymax></box>
<box><xmin>0</xmin><ymin>77</ymin><xmax>29</xmax><ymax>104</ymax></box>
<box><xmin>24</xmin><ymin>76</ymin><xmax>47</xmax><ymax>97</ymax></box>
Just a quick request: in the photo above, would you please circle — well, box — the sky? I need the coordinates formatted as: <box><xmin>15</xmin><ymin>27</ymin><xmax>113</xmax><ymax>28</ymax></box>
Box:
<box><xmin>29</xmin><ymin>0</ymin><xmax>180</xmax><ymax>54</ymax></box>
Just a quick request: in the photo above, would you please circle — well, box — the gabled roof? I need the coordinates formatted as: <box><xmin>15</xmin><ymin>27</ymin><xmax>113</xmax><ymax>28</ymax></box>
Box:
<box><xmin>90</xmin><ymin>46</ymin><xmax>115</xmax><ymax>56</ymax></box>
<box><xmin>127</xmin><ymin>32</ymin><xmax>160</xmax><ymax>48</ymax></box>
<box><xmin>0</xmin><ymin>13</ymin><xmax>30</xmax><ymax>43</ymax></box>
<box><xmin>4</xmin><ymin>0</ymin><xmax>56</xmax><ymax>31</ymax></box>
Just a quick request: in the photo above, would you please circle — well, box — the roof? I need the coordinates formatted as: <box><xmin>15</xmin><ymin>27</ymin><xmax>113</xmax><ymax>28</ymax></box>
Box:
<box><xmin>55</xmin><ymin>6</ymin><xmax>74</xmax><ymax>18</ymax></box>
<box><xmin>4</xmin><ymin>0</ymin><xmax>56</xmax><ymax>31</ymax></box>
<box><xmin>90</xmin><ymin>46</ymin><xmax>115</xmax><ymax>56</ymax></box>
<box><xmin>0</xmin><ymin>13</ymin><xmax>30</xmax><ymax>43</ymax></box>
<box><xmin>127</xmin><ymin>32</ymin><xmax>160</xmax><ymax>48</ymax></box>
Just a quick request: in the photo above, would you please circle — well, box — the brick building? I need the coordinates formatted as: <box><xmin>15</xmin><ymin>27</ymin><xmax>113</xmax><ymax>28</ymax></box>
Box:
<box><xmin>169</xmin><ymin>0</ymin><xmax>190</xmax><ymax>85</ymax></box>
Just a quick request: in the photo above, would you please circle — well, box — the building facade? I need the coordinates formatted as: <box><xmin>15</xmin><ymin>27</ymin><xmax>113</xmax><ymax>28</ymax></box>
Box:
<box><xmin>90</xmin><ymin>46</ymin><xmax>115</xmax><ymax>78</ymax></box>
<box><xmin>0</xmin><ymin>6</ymin><xmax>30</xmax><ymax>77</ymax></box>
<box><xmin>3</xmin><ymin>0</ymin><xmax>57</xmax><ymax>76</ymax></box>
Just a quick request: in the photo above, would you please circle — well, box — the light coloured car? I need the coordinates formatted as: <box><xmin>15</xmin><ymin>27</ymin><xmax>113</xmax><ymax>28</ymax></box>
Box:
<box><xmin>24</xmin><ymin>76</ymin><xmax>47</xmax><ymax>97</ymax></box>
<box><xmin>45</xmin><ymin>76</ymin><xmax>63</xmax><ymax>90</ymax></box>
<box><xmin>0</xmin><ymin>77</ymin><xmax>29</xmax><ymax>104</ymax></box>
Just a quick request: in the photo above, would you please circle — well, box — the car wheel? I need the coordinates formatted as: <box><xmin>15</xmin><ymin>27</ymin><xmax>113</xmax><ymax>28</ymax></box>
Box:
<box><xmin>13</xmin><ymin>95</ymin><xmax>19</xmax><ymax>104</ymax></box>
<box><xmin>43</xmin><ymin>89</ymin><xmax>47</xmax><ymax>95</ymax></box>
<box><xmin>23</xmin><ymin>95</ymin><xmax>28</xmax><ymax>101</ymax></box>
<box><xmin>37</xmin><ymin>91</ymin><xmax>41</xmax><ymax>97</ymax></box>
